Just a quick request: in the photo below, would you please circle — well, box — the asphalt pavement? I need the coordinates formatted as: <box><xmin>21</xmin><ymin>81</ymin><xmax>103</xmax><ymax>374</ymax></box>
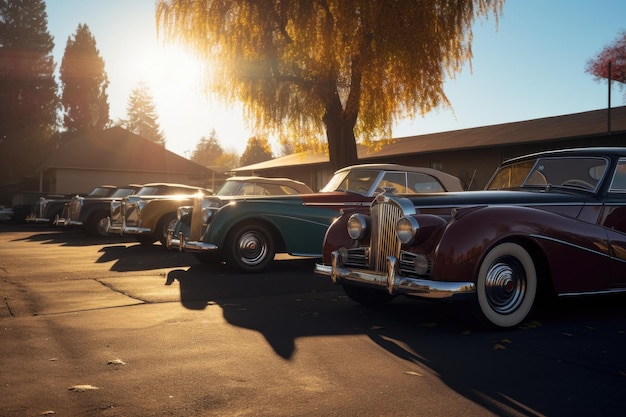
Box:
<box><xmin>1</xmin><ymin>223</ymin><xmax>625</xmax><ymax>416</ymax></box>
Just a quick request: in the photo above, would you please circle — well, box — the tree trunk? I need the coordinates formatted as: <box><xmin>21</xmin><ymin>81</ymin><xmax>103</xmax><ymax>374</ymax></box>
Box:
<box><xmin>323</xmin><ymin>93</ymin><xmax>359</xmax><ymax>172</ymax></box>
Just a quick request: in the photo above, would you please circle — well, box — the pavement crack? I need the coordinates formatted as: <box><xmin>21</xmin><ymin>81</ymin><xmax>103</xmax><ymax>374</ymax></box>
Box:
<box><xmin>3</xmin><ymin>297</ymin><xmax>15</xmax><ymax>317</ymax></box>
<box><xmin>96</xmin><ymin>279</ymin><xmax>150</xmax><ymax>303</ymax></box>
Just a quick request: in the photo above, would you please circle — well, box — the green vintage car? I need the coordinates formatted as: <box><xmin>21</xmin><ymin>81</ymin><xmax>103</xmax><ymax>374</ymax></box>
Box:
<box><xmin>168</xmin><ymin>164</ymin><xmax>463</xmax><ymax>272</ymax></box>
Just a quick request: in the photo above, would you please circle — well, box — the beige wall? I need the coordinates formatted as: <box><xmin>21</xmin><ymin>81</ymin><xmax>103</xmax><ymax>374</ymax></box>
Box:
<box><xmin>49</xmin><ymin>169</ymin><xmax>217</xmax><ymax>194</ymax></box>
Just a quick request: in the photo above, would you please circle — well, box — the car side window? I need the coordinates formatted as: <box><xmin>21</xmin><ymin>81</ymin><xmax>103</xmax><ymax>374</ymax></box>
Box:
<box><xmin>610</xmin><ymin>160</ymin><xmax>626</xmax><ymax>192</ymax></box>
<box><xmin>380</xmin><ymin>172</ymin><xmax>406</xmax><ymax>194</ymax></box>
<box><xmin>408</xmin><ymin>173</ymin><xmax>446</xmax><ymax>193</ymax></box>
<box><xmin>242</xmin><ymin>183</ymin><xmax>269</xmax><ymax>195</ymax></box>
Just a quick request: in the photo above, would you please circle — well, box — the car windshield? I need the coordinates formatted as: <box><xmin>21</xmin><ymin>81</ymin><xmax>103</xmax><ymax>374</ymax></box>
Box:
<box><xmin>136</xmin><ymin>186</ymin><xmax>160</xmax><ymax>196</ymax></box>
<box><xmin>215</xmin><ymin>181</ymin><xmax>241</xmax><ymax>196</ymax></box>
<box><xmin>487</xmin><ymin>156</ymin><xmax>608</xmax><ymax>192</ymax></box>
<box><xmin>110</xmin><ymin>188</ymin><xmax>136</xmax><ymax>197</ymax></box>
<box><xmin>87</xmin><ymin>187</ymin><xmax>113</xmax><ymax>197</ymax></box>
<box><xmin>320</xmin><ymin>169</ymin><xmax>381</xmax><ymax>195</ymax></box>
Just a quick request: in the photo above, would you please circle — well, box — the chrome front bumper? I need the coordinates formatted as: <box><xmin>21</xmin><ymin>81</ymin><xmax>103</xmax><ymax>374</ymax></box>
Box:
<box><xmin>166</xmin><ymin>230</ymin><xmax>217</xmax><ymax>252</ymax></box>
<box><xmin>315</xmin><ymin>250</ymin><xmax>475</xmax><ymax>300</ymax></box>
<box><xmin>105</xmin><ymin>217</ymin><xmax>151</xmax><ymax>235</ymax></box>
<box><xmin>53</xmin><ymin>217</ymin><xmax>82</xmax><ymax>227</ymax></box>
<box><xmin>25</xmin><ymin>215</ymin><xmax>51</xmax><ymax>223</ymax></box>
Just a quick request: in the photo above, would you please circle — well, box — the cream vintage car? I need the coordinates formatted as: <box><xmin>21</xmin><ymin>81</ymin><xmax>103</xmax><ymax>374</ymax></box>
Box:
<box><xmin>107</xmin><ymin>177</ymin><xmax>312</xmax><ymax>246</ymax></box>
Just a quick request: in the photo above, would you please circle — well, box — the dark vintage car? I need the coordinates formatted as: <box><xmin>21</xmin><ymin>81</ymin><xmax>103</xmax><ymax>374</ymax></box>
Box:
<box><xmin>105</xmin><ymin>183</ymin><xmax>212</xmax><ymax>245</ymax></box>
<box><xmin>108</xmin><ymin>176</ymin><xmax>314</xmax><ymax>246</ymax></box>
<box><xmin>168</xmin><ymin>164</ymin><xmax>464</xmax><ymax>272</ymax></box>
<box><xmin>54</xmin><ymin>185</ymin><xmax>142</xmax><ymax>236</ymax></box>
<box><xmin>25</xmin><ymin>185</ymin><xmax>120</xmax><ymax>224</ymax></box>
<box><xmin>315</xmin><ymin>147</ymin><xmax>626</xmax><ymax>329</ymax></box>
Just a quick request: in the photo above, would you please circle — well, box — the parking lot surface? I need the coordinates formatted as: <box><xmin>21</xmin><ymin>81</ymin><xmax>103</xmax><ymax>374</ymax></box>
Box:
<box><xmin>1</xmin><ymin>224</ymin><xmax>625</xmax><ymax>416</ymax></box>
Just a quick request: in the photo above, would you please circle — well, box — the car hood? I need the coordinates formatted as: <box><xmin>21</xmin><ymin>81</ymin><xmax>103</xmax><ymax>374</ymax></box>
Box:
<box><xmin>399</xmin><ymin>189</ymin><xmax>598</xmax><ymax>208</ymax></box>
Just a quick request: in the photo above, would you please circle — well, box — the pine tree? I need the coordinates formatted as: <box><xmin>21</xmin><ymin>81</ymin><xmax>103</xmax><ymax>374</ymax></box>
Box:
<box><xmin>0</xmin><ymin>0</ymin><xmax>59</xmax><ymax>185</ymax></box>
<box><xmin>190</xmin><ymin>130</ymin><xmax>223</xmax><ymax>167</ymax></box>
<box><xmin>124</xmin><ymin>81</ymin><xmax>166</xmax><ymax>146</ymax></box>
<box><xmin>59</xmin><ymin>23</ymin><xmax>109</xmax><ymax>139</ymax></box>
<box><xmin>239</xmin><ymin>136</ymin><xmax>273</xmax><ymax>167</ymax></box>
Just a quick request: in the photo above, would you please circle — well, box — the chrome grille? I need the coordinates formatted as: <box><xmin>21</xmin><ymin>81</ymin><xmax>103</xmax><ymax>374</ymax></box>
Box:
<box><xmin>68</xmin><ymin>198</ymin><xmax>82</xmax><ymax>221</ymax></box>
<box><xmin>37</xmin><ymin>198</ymin><xmax>46</xmax><ymax>218</ymax></box>
<box><xmin>369</xmin><ymin>200</ymin><xmax>404</xmax><ymax>272</ymax></box>
<box><xmin>110</xmin><ymin>201</ymin><xmax>122</xmax><ymax>222</ymax></box>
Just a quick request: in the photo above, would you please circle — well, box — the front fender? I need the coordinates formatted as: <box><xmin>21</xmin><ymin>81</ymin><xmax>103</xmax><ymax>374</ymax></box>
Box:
<box><xmin>80</xmin><ymin>203</ymin><xmax>108</xmax><ymax>222</ymax></box>
<box><xmin>321</xmin><ymin>208</ymin><xmax>369</xmax><ymax>263</ymax></box>
<box><xmin>431</xmin><ymin>205</ymin><xmax>611</xmax><ymax>292</ymax></box>
<box><xmin>203</xmin><ymin>199</ymin><xmax>341</xmax><ymax>254</ymax></box>
<box><xmin>140</xmin><ymin>198</ymin><xmax>192</xmax><ymax>229</ymax></box>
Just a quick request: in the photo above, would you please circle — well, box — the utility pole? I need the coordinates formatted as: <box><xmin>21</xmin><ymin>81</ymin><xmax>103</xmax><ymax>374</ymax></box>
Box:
<box><xmin>607</xmin><ymin>61</ymin><xmax>611</xmax><ymax>133</ymax></box>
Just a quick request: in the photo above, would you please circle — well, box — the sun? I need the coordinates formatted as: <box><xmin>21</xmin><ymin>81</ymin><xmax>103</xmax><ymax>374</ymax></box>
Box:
<box><xmin>120</xmin><ymin>41</ymin><xmax>255</xmax><ymax>158</ymax></box>
<box><xmin>130</xmin><ymin>44</ymin><xmax>208</xmax><ymax>112</ymax></box>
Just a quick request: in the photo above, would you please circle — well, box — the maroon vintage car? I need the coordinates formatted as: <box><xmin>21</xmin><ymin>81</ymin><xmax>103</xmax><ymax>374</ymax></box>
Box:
<box><xmin>315</xmin><ymin>147</ymin><xmax>626</xmax><ymax>328</ymax></box>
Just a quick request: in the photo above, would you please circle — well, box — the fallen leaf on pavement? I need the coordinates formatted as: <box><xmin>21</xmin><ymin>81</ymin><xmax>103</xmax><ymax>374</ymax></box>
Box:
<box><xmin>68</xmin><ymin>385</ymin><xmax>100</xmax><ymax>392</ymax></box>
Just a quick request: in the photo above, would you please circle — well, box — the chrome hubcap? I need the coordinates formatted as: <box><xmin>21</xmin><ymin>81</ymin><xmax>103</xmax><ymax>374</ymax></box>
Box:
<box><xmin>484</xmin><ymin>257</ymin><xmax>526</xmax><ymax>314</ymax></box>
<box><xmin>238</xmin><ymin>231</ymin><xmax>268</xmax><ymax>265</ymax></box>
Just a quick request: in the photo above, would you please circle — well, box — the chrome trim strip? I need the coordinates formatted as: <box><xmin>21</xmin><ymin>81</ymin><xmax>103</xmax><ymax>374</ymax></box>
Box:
<box><xmin>302</xmin><ymin>202</ymin><xmax>371</xmax><ymax>207</ymax></box>
<box><xmin>316</xmin><ymin>252</ymin><xmax>475</xmax><ymax>300</ymax></box>
<box><xmin>119</xmin><ymin>226</ymin><xmax>151</xmax><ymax>235</ymax></box>
<box><xmin>559</xmin><ymin>288</ymin><xmax>626</xmax><ymax>297</ymax></box>
<box><xmin>528</xmin><ymin>234</ymin><xmax>612</xmax><ymax>259</ymax></box>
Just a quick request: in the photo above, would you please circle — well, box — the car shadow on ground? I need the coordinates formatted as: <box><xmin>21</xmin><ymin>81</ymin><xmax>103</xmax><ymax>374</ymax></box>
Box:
<box><xmin>7</xmin><ymin>224</ymin><xmax>139</xmax><ymax>246</ymax></box>
<box><xmin>168</xmin><ymin>262</ymin><xmax>626</xmax><ymax>417</ymax></box>
<box><xmin>97</xmin><ymin>243</ymin><xmax>197</xmax><ymax>271</ymax></box>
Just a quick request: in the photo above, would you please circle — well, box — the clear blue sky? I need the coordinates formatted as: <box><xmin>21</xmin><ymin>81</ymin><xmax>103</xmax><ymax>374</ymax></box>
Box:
<box><xmin>45</xmin><ymin>0</ymin><xmax>626</xmax><ymax>158</ymax></box>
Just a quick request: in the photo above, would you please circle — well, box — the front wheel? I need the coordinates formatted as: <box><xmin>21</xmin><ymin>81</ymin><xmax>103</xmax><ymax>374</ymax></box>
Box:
<box><xmin>157</xmin><ymin>213</ymin><xmax>178</xmax><ymax>246</ymax></box>
<box><xmin>85</xmin><ymin>211</ymin><xmax>109</xmax><ymax>237</ymax></box>
<box><xmin>474</xmin><ymin>242</ymin><xmax>537</xmax><ymax>328</ymax></box>
<box><xmin>225</xmin><ymin>223</ymin><xmax>275</xmax><ymax>273</ymax></box>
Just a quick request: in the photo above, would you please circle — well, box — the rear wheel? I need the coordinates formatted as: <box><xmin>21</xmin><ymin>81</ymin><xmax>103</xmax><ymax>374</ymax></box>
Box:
<box><xmin>474</xmin><ymin>242</ymin><xmax>537</xmax><ymax>328</ymax></box>
<box><xmin>225</xmin><ymin>223</ymin><xmax>275</xmax><ymax>273</ymax></box>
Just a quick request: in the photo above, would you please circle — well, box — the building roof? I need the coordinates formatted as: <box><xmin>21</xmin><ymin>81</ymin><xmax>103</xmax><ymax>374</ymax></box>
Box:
<box><xmin>40</xmin><ymin>126</ymin><xmax>216</xmax><ymax>176</ymax></box>
<box><xmin>233</xmin><ymin>106</ymin><xmax>626</xmax><ymax>172</ymax></box>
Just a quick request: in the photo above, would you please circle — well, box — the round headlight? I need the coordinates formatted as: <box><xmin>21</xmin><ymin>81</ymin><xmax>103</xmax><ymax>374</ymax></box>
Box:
<box><xmin>396</xmin><ymin>216</ymin><xmax>419</xmax><ymax>244</ymax></box>
<box><xmin>177</xmin><ymin>206</ymin><xmax>192</xmax><ymax>221</ymax></box>
<box><xmin>201</xmin><ymin>207</ymin><xmax>217</xmax><ymax>225</ymax></box>
<box><xmin>347</xmin><ymin>213</ymin><xmax>368</xmax><ymax>240</ymax></box>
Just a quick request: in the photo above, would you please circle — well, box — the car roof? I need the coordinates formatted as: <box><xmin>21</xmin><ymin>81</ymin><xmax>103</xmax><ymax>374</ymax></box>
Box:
<box><xmin>140</xmin><ymin>182</ymin><xmax>207</xmax><ymax>190</ymax></box>
<box><xmin>224</xmin><ymin>176</ymin><xmax>313</xmax><ymax>193</ymax></box>
<box><xmin>333</xmin><ymin>163</ymin><xmax>464</xmax><ymax>192</ymax></box>
<box><xmin>503</xmin><ymin>147</ymin><xmax>626</xmax><ymax>165</ymax></box>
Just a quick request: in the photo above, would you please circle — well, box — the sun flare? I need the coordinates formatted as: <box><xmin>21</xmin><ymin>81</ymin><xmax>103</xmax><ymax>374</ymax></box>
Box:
<box><xmin>130</xmin><ymin>45</ymin><xmax>207</xmax><ymax>112</ymax></box>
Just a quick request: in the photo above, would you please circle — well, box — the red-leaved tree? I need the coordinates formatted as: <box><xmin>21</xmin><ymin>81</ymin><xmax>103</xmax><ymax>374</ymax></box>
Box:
<box><xmin>586</xmin><ymin>30</ymin><xmax>626</xmax><ymax>101</ymax></box>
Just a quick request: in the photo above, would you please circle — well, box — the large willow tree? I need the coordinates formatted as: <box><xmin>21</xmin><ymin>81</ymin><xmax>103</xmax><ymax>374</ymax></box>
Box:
<box><xmin>157</xmin><ymin>0</ymin><xmax>502</xmax><ymax>170</ymax></box>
